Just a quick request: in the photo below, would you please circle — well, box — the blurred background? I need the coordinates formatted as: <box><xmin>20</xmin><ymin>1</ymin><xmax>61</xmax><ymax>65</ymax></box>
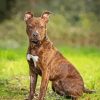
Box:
<box><xmin>0</xmin><ymin>0</ymin><xmax>100</xmax><ymax>100</ymax></box>
<box><xmin>0</xmin><ymin>0</ymin><xmax>100</xmax><ymax>48</ymax></box>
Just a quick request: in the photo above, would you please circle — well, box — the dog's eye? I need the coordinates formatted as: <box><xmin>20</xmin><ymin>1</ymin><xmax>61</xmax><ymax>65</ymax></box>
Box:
<box><xmin>28</xmin><ymin>25</ymin><xmax>34</xmax><ymax>30</ymax></box>
<box><xmin>28</xmin><ymin>24</ymin><xmax>33</xmax><ymax>28</ymax></box>
<box><xmin>29</xmin><ymin>27</ymin><xmax>32</xmax><ymax>30</ymax></box>
<box><xmin>29</xmin><ymin>26</ymin><xmax>33</xmax><ymax>28</ymax></box>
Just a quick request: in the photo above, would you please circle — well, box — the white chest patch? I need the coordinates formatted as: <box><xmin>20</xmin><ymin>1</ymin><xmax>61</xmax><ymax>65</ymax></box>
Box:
<box><xmin>27</xmin><ymin>54</ymin><xmax>39</xmax><ymax>67</ymax></box>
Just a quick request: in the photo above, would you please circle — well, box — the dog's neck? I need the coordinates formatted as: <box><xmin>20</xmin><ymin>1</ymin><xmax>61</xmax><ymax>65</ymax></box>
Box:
<box><xmin>29</xmin><ymin>34</ymin><xmax>49</xmax><ymax>50</ymax></box>
<box><xmin>27</xmin><ymin>35</ymin><xmax>54</xmax><ymax>57</ymax></box>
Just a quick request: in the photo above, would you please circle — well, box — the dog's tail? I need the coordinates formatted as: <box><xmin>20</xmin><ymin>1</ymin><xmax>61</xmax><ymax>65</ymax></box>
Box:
<box><xmin>83</xmin><ymin>88</ymin><xmax>96</xmax><ymax>94</ymax></box>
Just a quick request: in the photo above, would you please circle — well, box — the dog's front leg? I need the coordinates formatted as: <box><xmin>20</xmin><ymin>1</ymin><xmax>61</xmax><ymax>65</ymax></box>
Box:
<box><xmin>38</xmin><ymin>70</ymin><xmax>50</xmax><ymax>100</ymax></box>
<box><xmin>29</xmin><ymin>72</ymin><xmax>38</xmax><ymax>100</ymax></box>
<box><xmin>28</xmin><ymin>62</ymin><xmax>38</xmax><ymax>100</ymax></box>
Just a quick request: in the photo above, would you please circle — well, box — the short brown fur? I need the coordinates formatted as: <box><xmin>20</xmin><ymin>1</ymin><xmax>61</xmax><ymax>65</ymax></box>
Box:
<box><xmin>24</xmin><ymin>11</ymin><xmax>95</xmax><ymax>100</ymax></box>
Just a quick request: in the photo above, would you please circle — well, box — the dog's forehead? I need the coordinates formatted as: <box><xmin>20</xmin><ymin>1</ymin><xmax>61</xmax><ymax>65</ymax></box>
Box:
<box><xmin>27</xmin><ymin>17</ymin><xmax>45</xmax><ymax>26</ymax></box>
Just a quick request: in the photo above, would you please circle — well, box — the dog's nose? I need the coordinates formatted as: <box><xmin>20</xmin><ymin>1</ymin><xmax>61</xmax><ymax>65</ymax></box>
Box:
<box><xmin>32</xmin><ymin>32</ymin><xmax>38</xmax><ymax>37</ymax></box>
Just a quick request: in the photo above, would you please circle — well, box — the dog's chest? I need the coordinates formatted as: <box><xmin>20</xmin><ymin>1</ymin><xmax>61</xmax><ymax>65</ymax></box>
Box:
<box><xmin>27</xmin><ymin>42</ymin><xmax>55</xmax><ymax>69</ymax></box>
<box><xmin>27</xmin><ymin>54</ymin><xmax>39</xmax><ymax>67</ymax></box>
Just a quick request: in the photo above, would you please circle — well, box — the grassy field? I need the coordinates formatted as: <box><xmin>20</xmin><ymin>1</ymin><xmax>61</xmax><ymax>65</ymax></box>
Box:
<box><xmin>0</xmin><ymin>46</ymin><xmax>100</xmax><ymax>100</ymax></box>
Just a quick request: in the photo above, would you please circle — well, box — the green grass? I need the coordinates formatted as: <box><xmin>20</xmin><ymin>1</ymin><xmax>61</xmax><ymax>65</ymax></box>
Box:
<box><xmin>0</xmin><ymin>46</ymin><xmax>100</xmax><ymax>100</ymax></box>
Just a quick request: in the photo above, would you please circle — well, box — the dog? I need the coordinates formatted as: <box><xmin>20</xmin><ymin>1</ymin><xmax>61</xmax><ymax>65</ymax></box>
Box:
<box><xmin>24</xmin><ymin>11</ymin><xmax>95</xmax><ymax>100</ymax></box>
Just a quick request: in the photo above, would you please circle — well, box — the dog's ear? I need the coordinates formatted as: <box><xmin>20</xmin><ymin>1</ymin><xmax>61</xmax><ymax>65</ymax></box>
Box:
<box><xmin>24</xmin><ymin>11</ymin><xmax>33</xmax><ymax>21</ymax></box>
<box><xmin>41</xmin><ymin>10</ymin><xmax>52</xmax><ymax>23</ymax></box>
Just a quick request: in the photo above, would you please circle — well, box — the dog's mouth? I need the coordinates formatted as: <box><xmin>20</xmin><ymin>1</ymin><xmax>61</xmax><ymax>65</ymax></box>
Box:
<box><xmin>31</xmin><ymin>40</ymin><xmax>40</xmax><ymax>45</ymax></box>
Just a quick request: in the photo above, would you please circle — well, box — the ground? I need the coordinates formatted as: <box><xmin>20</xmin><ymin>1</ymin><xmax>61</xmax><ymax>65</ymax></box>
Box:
<box><xmin>0</xmin><ymin>46</ymin><xmax>100</xmax><ymax>100</ymax></box>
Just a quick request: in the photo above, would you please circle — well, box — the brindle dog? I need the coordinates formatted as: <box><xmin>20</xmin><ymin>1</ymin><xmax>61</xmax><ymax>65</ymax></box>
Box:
<box><xmin>24</xmin><ymin>11</ymin><xmax>95</xmax><ymax>100</ymax></box>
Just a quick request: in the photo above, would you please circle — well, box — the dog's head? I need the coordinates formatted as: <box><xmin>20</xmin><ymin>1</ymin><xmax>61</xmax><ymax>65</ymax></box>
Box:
<box><xmin>24</xmin><ymin>11</ymin><xmax>52</xmax><ymax>45</ymax></box>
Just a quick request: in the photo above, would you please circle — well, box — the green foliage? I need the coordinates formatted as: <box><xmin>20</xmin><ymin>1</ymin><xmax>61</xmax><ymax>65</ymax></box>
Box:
<box><xmin>48</xmin><ymin>14</ymin><xmax>69</xmax><ymax>39</ymax></box>
<box><xmin>0</xmin><ymin>47</ymin><xmax>100</xmax><ymax>99</ymax></box>
<box><xmin>0</xmin><ymin>15</ymin><xmax>28</xmax><ymax>48</ymax></box>
<box><xmin>0</xmin><ymin>0</ymin><xmax>100</xmax><ymax>48</ymax></box>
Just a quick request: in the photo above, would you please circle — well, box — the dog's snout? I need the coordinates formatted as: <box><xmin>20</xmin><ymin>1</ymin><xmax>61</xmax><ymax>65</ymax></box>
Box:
<box><xmin>32</xmin><ymin>32</ymin><xmax>38</xmax><ymax>37</ymax></box>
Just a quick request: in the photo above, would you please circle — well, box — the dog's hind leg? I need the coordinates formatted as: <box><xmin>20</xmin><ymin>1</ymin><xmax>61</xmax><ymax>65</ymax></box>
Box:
<box><xmin>52</xmin><ymin>81</ymin><xmax>66</xmax><ymax>96</ymax></box>
<box><xmin>71</xmin><ymin>96</ymin><xmax>78</xmax><ymax>100</ymax></box>
<box><xmin>52</xmin><ymin>81</ymin><xmax>72</xmax><ymax>99</ymax></box>
<box><xmin>52</xmin><ymin>81</ymin><xmax>79</xmax><ymax>100</ymax></box>
<box><xmin>52</xmin><ymin>82</ymin><xmax>75</xmax><ymax>99</ymax></box>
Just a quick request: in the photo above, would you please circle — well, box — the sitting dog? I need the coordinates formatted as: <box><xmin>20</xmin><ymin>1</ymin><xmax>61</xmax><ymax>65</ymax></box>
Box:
<box><xmin>24</xmin><ymin>11</ymin><xmax>95</xmax><ymax>100</ymax></box>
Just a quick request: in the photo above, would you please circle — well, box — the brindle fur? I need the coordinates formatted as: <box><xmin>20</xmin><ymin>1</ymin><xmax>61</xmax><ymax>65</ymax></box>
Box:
<box><xmin>24</xmin><ymin>11</ymin><xmax>95</xmax><ymax>100</ymax></box>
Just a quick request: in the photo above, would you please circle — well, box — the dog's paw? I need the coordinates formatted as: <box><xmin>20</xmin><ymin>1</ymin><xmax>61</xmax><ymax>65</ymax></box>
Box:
<box><xmin>24</xmin><ymin>96</ymin><xmax>33</xmax><ymax>100</ymax></box>
<box><xmin>24</xmin><ymin>97</ymin><xmax>28</xmax><ymax>100</ymax></box>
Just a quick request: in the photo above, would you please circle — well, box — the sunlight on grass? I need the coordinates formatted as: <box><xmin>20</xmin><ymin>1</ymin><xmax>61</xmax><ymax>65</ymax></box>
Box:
<box><xmin>0</xmin><ymin>47</ymin><xmax>100</xmax><ymax>100</ymax></box>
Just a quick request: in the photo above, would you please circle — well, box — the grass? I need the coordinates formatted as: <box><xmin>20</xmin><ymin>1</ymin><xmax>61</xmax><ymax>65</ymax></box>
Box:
<box><xmin>0</xmin><ymin>46</ymin><xmax>100</xmax><ymax>100</ymax></box>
